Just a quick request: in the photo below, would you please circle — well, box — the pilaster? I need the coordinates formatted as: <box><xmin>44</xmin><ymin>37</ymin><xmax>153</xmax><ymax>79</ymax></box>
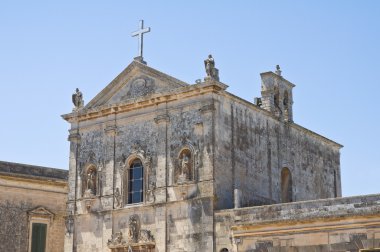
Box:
<box><xmin>199</xmin><ymin>103</ymin><xmax>215</xmax><ymax>181</ymax></box>
<box><xmin>154</xmin><ymin>114</ymin><xmax>170</xmax><ymax>193</ymax></box>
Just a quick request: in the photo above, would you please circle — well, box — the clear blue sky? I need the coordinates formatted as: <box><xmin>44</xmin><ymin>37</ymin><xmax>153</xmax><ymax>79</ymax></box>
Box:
<box><xmin>0</xmin><ymin>1</ymin><xmax>379</xmax><ymax>196</ymax></box>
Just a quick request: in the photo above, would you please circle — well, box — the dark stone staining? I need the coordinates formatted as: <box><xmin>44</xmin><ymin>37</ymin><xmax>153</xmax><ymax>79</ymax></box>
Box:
<box><xmin>0</xmin><ymin>201</ymin><xmax>31</xmax><ymax>252</ymax></box>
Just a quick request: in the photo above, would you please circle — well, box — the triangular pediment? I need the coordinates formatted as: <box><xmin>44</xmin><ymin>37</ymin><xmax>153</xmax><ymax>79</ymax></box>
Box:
<box><xmin>85</xmin><ymin>60</ymin><xmax>188</xmax><ymax>109</ymax></box>
<box><xmin>28</xmin><ymin>206</ymin><xmax>55</xmax><ymax>218</ymax></box>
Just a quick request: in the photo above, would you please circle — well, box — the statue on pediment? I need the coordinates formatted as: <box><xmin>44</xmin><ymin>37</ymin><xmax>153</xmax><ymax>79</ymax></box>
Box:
<box><xmin>72</xmin><ymin>88</ymin><xmax>84</xmax><ymax>110</ymax></box>
<box><xmin>204</xmin><ymin>54</ymin><xmax>219</xmax><ymax>81</ymax></box>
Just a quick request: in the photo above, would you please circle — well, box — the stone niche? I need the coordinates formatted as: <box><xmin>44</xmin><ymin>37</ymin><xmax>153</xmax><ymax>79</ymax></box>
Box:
<box><xmin>175</xmin><ymin>147</ymin><xmax>194</xmax><ymax>184</ymax></box>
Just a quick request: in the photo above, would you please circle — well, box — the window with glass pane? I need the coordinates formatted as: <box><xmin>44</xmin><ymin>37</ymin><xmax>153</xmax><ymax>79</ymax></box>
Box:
<box><xmin>128</xmin><ymin>159</ymin><xmax>144</xmax><ymax>204</ymax></box>
<box><xmin>31</xmin><ymin>223</ymin><xmax>47</xmax><ymax>252</ymax></box>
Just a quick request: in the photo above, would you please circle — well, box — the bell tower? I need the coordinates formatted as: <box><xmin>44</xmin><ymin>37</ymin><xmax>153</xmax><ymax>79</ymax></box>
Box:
<box><xmin>259</xmin><ymin>65</ymin><xmax>295</xmax><ymax>122</ymax></box>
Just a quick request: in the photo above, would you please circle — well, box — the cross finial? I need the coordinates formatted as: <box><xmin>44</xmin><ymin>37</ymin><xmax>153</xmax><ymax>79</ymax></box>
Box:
<box><xmin>131</xmin><ymin>20</ymin><xmax>151</xmax><ymax>63</ymax></box>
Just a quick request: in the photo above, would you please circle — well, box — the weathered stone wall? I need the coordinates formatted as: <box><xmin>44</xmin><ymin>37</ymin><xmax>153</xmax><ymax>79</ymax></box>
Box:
<box><xmin>215</xmin><ymin>194</ymin><xmax>380</xmax><ymax>252</ymax></box>
<box><xmin>214</xmin><ymin>93</ymin><xmax>341</xmax><ymax>210</ymax></box>
<box><xmin>0</xmin><ymin>163</ymin><xmax>67</xmax><ymax>252</ymax></box>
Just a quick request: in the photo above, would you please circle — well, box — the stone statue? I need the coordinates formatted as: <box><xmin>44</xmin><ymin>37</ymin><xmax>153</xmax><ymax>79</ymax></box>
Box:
<box><xmin>181</xmin><ymin>153</ymin><xmax>191</xmax><ymax>179</ymax></box>
<box><xmin>177</xmin><ymin>151</ymin><xmax>192</xmax><ymax>184</ymax></box>
<box><xmin>275</xmin><ymin>65</ymin><xmax>282</xmax><ymax>76</ymax></box>
<box><xmin>128</xmin><ymin>215</ymin><xmax>139</xmax><ymax>243</ymax></box>
<box><xmin>72</xmin><ymin>88</ymin><xmax>84</xmax><ymax>110</ymax></box>
<box><xmin>204</xmin><ymin>54</ymin><xmax>219</xmax><ymax>81</ymax></box>
<box><xmin>86</xmin><ymin>169</ymin><xmax>96</xmax><ymax>195</ymax></box>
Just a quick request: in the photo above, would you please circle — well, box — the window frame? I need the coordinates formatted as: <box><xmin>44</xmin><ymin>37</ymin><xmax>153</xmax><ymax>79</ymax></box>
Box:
<box><xmin>123</xmin><ymin>155</ymin><xmax>146</xmax><ymax>207</ymax></box>
<box><xmin>28</xmin><ymin>218</ymin><xmax>50</xmax><ymax>252</ymax></box>
<box><xmin>27</xmin><ymin>207</ymin><xmax>54</xmax><ymax>252</ymax></box>
<box><xmin>127</xmin><ymin>159</ymin><xmax>144</xmax><ymax>204</ymax></box>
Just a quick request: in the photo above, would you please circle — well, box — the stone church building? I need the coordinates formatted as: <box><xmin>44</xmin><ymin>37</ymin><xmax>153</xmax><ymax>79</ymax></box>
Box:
<box><xmin>1</xmin><ymin>53</ymin><xmax>380</xmax><ymax>252</ymax></box>
<box><xmin>58</xmin><ymin>54</ymin><xmax>380</xmax><ymax>252</ymax></box>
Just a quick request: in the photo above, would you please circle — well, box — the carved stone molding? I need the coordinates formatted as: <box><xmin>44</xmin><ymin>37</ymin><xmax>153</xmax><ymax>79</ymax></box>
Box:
<box><xmin>67</xmin><ymin>132</ymin><xmax>81</xmax><ymax>143</ymax></box>
<box><xmin>27</xmin><ymin>206</ymin><xmax>55</xmax><ymax>223</ymax></box>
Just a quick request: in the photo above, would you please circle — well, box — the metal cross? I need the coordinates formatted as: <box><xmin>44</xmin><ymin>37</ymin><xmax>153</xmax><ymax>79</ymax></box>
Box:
<box><xmin>131</xmin><ymin>20</ymin><xmax>151</xmax><ymax>58</ymax></box>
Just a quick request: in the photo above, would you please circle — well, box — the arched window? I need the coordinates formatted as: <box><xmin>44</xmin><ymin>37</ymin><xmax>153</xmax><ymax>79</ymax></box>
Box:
<box><xmin>127</xmin><ymin>159</ymin><xmax>144</xmax><ymax>204</ymax></box>
<box><xmin>281</xmin><ymin>167</ymin><xmax>293</xmax><ymax>203</ymax></box>
<box><xmin>220</xmin><ymin>248</ymin><xmax>229</xmax><ymax>252</ymax></box>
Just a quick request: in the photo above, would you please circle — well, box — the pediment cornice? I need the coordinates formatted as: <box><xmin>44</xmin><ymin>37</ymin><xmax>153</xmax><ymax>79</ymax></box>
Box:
<box><xmin>62</xmin><ymin>80</ymin><xmax>228</xmax><ymax>123</ymax></box>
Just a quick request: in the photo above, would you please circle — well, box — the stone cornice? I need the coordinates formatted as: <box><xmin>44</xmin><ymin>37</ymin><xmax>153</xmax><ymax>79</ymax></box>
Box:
<box><xmin>62</xmin><ymin>81</ymin><xmax>227</xmax><ymax>123</ymax></box>
<box><xmin>0</xmin><ymin>173</ymin><xmax>68</xmax><ymax>186</ymax></box>
<box><xmin>232</xmin><ymin>217</ymin><xmax>380</xmax><ymax>238</ymax></box>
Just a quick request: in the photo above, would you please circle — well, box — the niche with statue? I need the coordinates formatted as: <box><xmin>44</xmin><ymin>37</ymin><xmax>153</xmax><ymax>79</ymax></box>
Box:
<box><xmin>175</xmin><ymin>148</ymin><xmax>194</xmax><ymax>184</ymax></box>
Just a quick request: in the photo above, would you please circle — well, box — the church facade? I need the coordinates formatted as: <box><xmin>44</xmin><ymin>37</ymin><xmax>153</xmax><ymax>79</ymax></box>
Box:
<box><xmin>60</xmin><ymin>55</ymin><xmax>378</xmax><ymax>252</ymax></box>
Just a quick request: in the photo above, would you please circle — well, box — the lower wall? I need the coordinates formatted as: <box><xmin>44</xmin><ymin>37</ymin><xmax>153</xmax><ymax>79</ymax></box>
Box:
<box><xmin>215</xmin><ymin>194</ymin><xmax>380</xmax><ymax>252</ymax></box>
<box><xmin>70</xmin><ymin>196</ymin><xmax>214</xmax><ymax>252</ymax></box>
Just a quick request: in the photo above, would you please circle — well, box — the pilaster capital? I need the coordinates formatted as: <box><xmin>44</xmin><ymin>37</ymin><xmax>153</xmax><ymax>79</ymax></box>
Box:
<box><xmin>67</xmin><ymin>131</ymin><xmax>81</xmax><ymax>143</ymax></box>
<box><xmin>199</xmin><ymin>104</ymin><xmax>215</xmax><ymax>114</ymax></box>
<box><xmin>104</xmin><ymin>125</ymin><xmax>118</xmax><ymax>136</ymax></box>
<box><xmin>154</xmin><ymin>114</ymin><xmax>170</xmax><ymax>124</ymax></box>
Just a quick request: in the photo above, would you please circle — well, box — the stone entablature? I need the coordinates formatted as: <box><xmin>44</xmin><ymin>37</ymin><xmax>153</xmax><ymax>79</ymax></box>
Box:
<box><xmin>62</xmin><ymin>80</ymin><xmax>227</xmax><ymax>123</ymax></box>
